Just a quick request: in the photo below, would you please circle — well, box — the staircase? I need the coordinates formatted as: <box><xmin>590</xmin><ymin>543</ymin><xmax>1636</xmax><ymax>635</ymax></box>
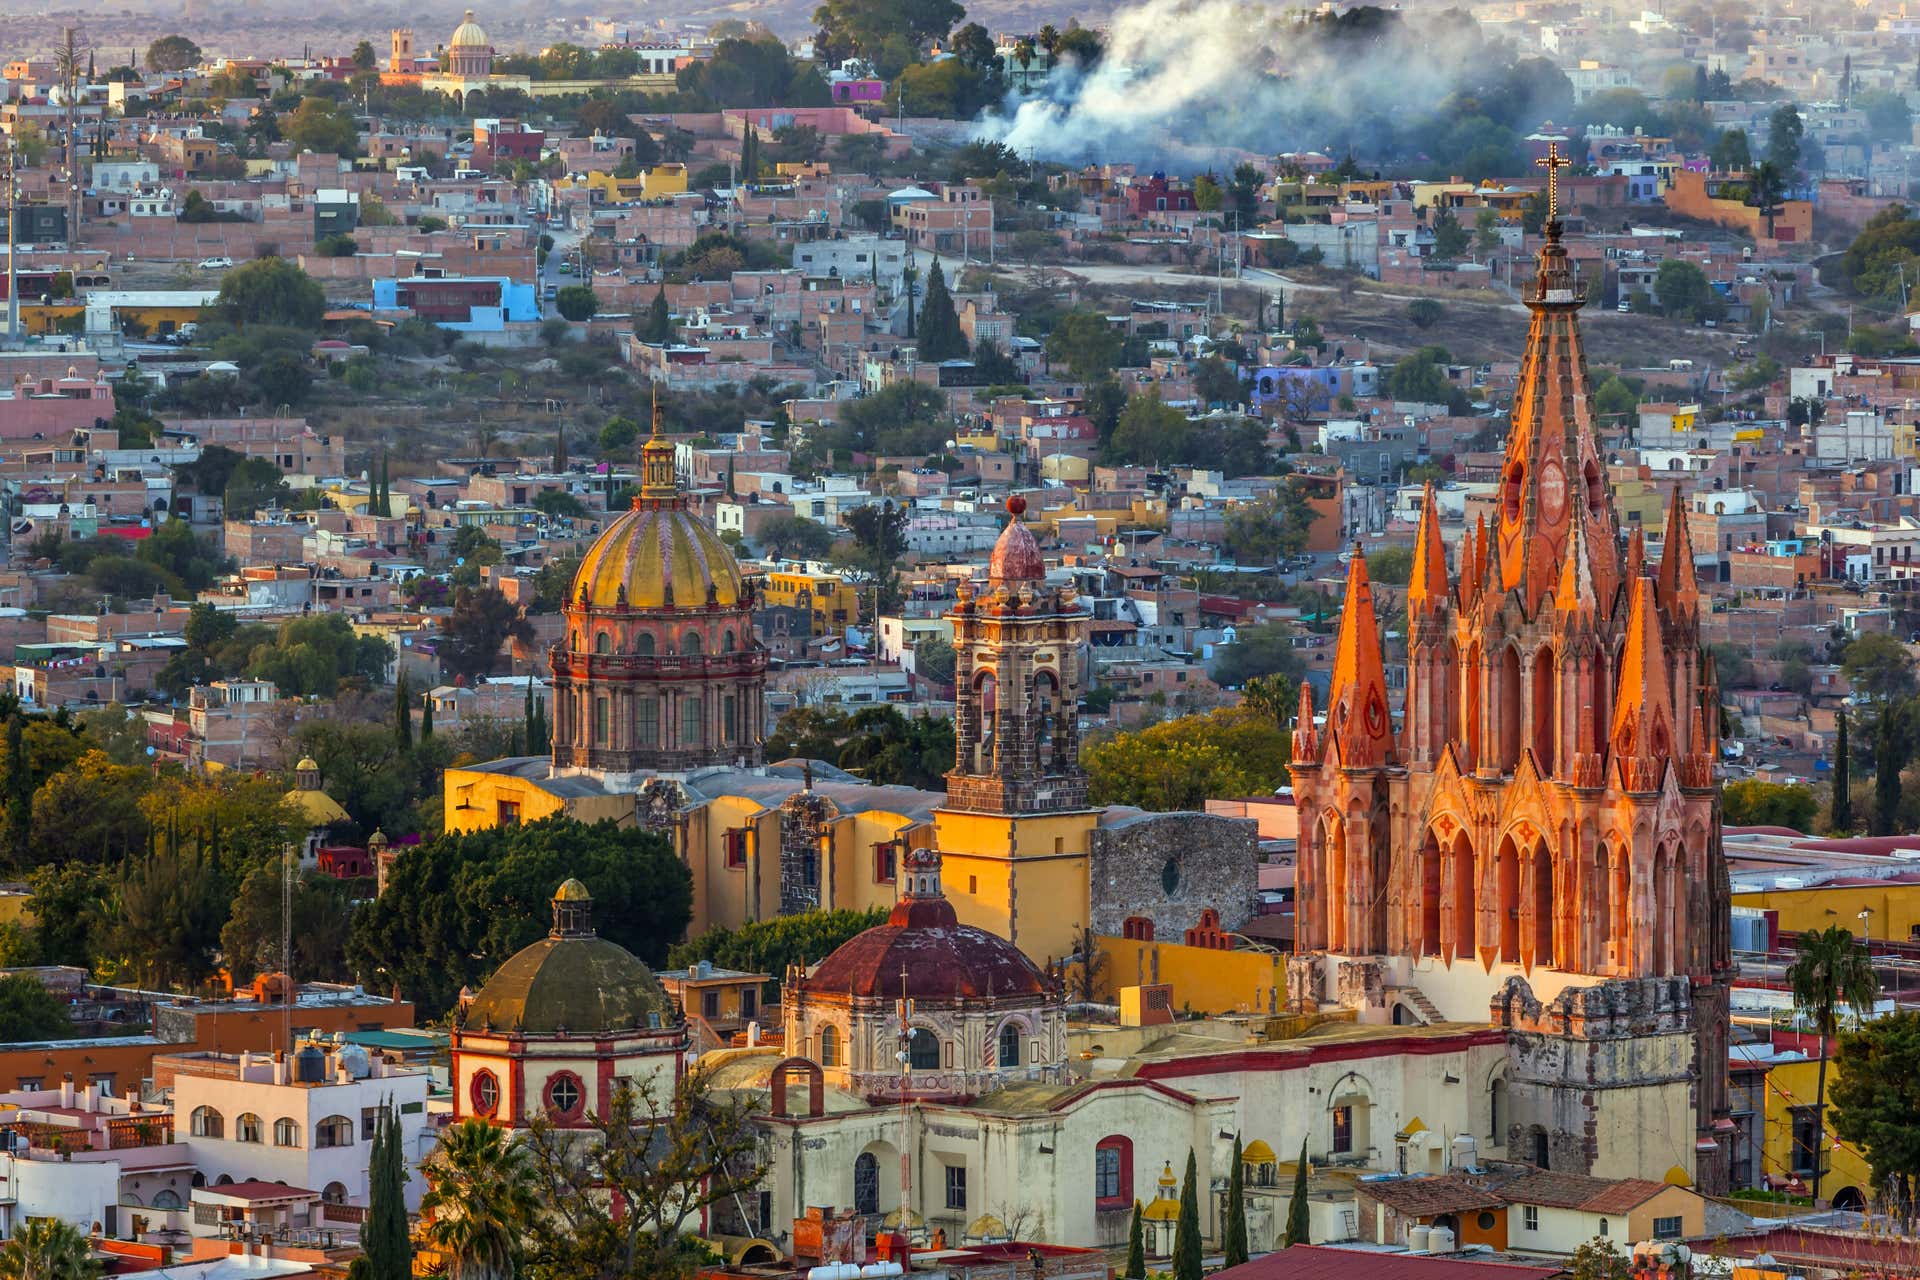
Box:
<box><xmin>1388</xmin><ymin>985</ymin><xmax>1446</xmax><ymax>1025</ymax></box>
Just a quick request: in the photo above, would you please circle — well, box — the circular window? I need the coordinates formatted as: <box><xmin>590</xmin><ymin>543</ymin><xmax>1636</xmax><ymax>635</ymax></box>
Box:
<box><xmin>1477</xmin><ymin>1211</ymin><xmax>1498</xmax><ymax>1231</ymax></box>
<box><xmin>544</xmin><ymin>1071</ymin><xmax>584</xmax><ymax>1119</ymax></box>
<box><xmin>1161</xmin><ymin>859</ymin><xmax>1180</xmax><ymax>895</ymax></box>
<box><xmin>469</xmin><ymin>1070</ymin><xmax>499</xmax><ymax>1117</ymax></box>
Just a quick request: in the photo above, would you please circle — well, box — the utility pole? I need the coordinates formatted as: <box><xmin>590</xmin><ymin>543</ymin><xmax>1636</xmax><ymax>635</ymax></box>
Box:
<box><xmin>58</xmin><ymin>27</ymin><xmax>85</xmax><ymax>255</ymax></box>
<box><xmin>6</xmin><ymin>144</ymin><xmax>19</xmax><ymax>345</ymax></box>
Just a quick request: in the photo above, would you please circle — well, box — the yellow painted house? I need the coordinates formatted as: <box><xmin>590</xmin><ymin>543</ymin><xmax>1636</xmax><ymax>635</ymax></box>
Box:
<box><xmin>1757</xmin><ymin>1051</ymin><xmax>1874</xmax><ymax>1211</ymax></box>
<box><xmin>1732</xmin><ymin>878</ymin><xmax>1920</xmax><ymax>944</ymax></box>
<box><xmin>761</xmin><ymin>569</ymin><xmax>860</xmax><ymax>636</ymax></box>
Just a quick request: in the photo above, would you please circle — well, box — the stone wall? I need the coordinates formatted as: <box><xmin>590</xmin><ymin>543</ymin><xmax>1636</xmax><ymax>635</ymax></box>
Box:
<box><xmin>1089</xmin><ymin>812</ymin><xmax>1258</xmax><ymax>941</ymax></box>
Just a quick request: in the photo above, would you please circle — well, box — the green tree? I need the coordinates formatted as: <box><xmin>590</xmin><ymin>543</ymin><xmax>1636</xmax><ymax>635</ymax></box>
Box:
<box><xmin>1567</xmin><ymin>1237</ymin><xmax>1631</xmax><ymax>1280</ymax></box>
<box><xmin>639</xmin><ymin>288</ymin><xmax>675</xmax><ymax>344</ymax></box>
<box><xmin>1767</xmin><ymin>101</ymin><xmax>1805</xmax><ymax>174</ymax></box>
<box><xmin>1108</xmin><ymin>391</ymin><xmax>1187</xmax><ymax>464</ymax></box>
<box><xmin>1367</xmin><ymin>545</ymin><xmax>1416</xmax><ymax>585</ymax></box>
<box><xmin>1720</xmin><ymin>778</ymin><xmax>1818</xmax><ymax>830</ymax></box>
<box><xmin>531</xmin><ymin>489</ymin><xmax>589</xmax><ymax>519</ymax></box>
<box><xmin>667</xmin><ymin>908</ymin><xmax>885</xmax><ymax>979</ymax></box>
<box><xmin>1192</xmin><ymin>355</ymin><xmax>1246</xmax><ymax>408</ymax></box>
<box><xmin>220</xmin><ymin>862</ymin><xmax>358</xmax><ymax>982</ymax></box>
<box><xmin>1045</xmin><ymin>309</ymin><xmax>1124</xmax><ymax>382</ymax></box>
<box><xmin>755</xmin><ymin>514</ymin><xmax>836</xmax><ymax>561</ymax></box>
<box><xmin>554</xmin><ymin>285</ymin><xmax>599</xmax><ymax>322</ymax></box>
<box><xmin>394</xmin><ymin>670</ymin><xmax>414</xmax><ymax>756</ymax></box>
<box><xmin>214</xmin><ymin>256</ymin><xmax>326</xmax><ymax>330</ymax></box>
<box><xmin>1222</xmin><ymin>488</ymin><xmax>1319</xmax><ymax>567</ymax></box>
<box><xmin>916</xmin><ymin>258</ymin><xmax>966</xmax><ymax>360</ymax></box>
<box><xmin>420</xmin><ymin>1118</ymin><xmax>532</xmax><ymax>1280</ymax></box>
<box><xmin>1124</xmin><ymin>1201</ymin><xmax>1146</xmax><ymax>1278</ymax></box>
<box><xmin>1430</xmin><ymin>209</ymin><xmax>1470</xmax><ymax>260</ymax></box>
<box><xmin>1387</xmin><ymin>346</ymin><xmax>1455</xmax><ymax>405</ymax></box>
<box><xmin>1749</xmin><ymin>161</ymin><xmax>1788</xmax><ymax>238</ymax></box>
<box><xmin>440</xmin><ymin>586</ymin><xmax>535</xmax><ymax>684</ymax></box>
<box><xmin>1407</xmin><ymin>297</ymin><xmax>1444</xmax><ymax>329</ymax></box>
<box><xmin>1213</xmin><ymin>621</ymin><xmax>1309</xmax><ymax>687</ymax></box>
<box><xmin>365</xmin><ymin>1104</ymin><xmax>414</xmax><ymax>1280</ymax></box>
<box><xmin>352</xmin><ymin>40</ymin><xmax>377</xmax><ymax>71</ymax></box>
<box><xmin>29</xmin><ymin>751</ymin><xmax>150</xmax><ymax>865</ymax></box>
<box><xmin>842</xmin><ymin>500</ymin><xmax>908</xmax><ymax>596</ymax></box>
<box><xmin>0</xmin><ymin>973</ymin><xmax>74</xmax><ymax>1041</ymax></box>
<box><xmin>1787</xmin><ymin>924</ymin><xmax>1879</xmax><ymax>1205</ymax></box>
<box><xmin>347</xmin><ymin>817</ymin><xmax>693</xmax><ymax>1017</ymax></box>
<box><xmin>1173</xmin><ymin>1149</ymin><xmax>1202</xmax><ymax>1280</ymax></box>
<box><xmin>1712</xmin><ymin>128</ymin><xmax>1753</xmax><ymax>172</ymax></box>
<box><xmin>145</xmin><ymin>35</ymin><xmax>202</xmax><ymax>72</ymax></box>
<box><xmin>1085</xmin><ymin>707</ymin><xmax>1293</xmax><ymax>809</ymax></box>
<box><xmin>1842</xmin><ymin>632</ymin><xmax>1917</xmax><ymax>703</ymax></box>
<box><xmin>1830</xmin><ymin>1008</ymin><xmax>1920</xmax><ymax>1226</ymax></box>
<box><xmin>1834</xmin><ymin>709</ymin><xmax>1855</xmax><ymax>833</ymax></box>
<box><xmin>282</xmin><ymin>96</ymin><xmax>360</xmax><ymax>157</ymax></box>
<box><xmin>0</xmin><ymin>1217</ymin><xmax>101</xmax><ymax>1280</ymax></box>
<box><xmin>1224</xmin><ymin>1134</ymin><xmax>1249</xmax><ymax>1267</ymax></box>
<box><xmin>96</xmin><ymin>844</ymin><xmax>227</xmax><ymax>990</ymax></box>
<box><xmin>1283</xmin><ymin>1138</ymin><xmax>1310</xmax><ymax>1246</ymax></box>
<box><xmin>1654</xmin><ymin>259</ymin><xmax>1723</xmax><ymax>323</ymax></box>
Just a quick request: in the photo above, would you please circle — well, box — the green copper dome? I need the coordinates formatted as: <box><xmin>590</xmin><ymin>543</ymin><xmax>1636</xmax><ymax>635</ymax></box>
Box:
<box><xmin>462</xmin><ymin>880</ymin><xmax>679</xmax><ymax>1036</ymax></box>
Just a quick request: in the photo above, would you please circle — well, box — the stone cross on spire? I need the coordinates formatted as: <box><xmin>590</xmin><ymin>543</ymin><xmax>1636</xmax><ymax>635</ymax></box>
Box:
<box><xmin>1535</xmin><ymin>141</ymin><xmax>1569</xmax><ymax>224</ymax></box>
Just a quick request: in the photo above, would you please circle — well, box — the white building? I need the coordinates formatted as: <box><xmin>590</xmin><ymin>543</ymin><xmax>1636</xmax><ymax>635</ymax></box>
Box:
<box><xmin>0</xmin><ymin>1078</ymin><xmax>193</xmax><ymax>1241</ymax></box>
<box><xmin>170</xmin><ymin>1041</ymin><xmax>433</xmax><ymax>1210</ymax></box>
<box><xmin>1814</xmin><ymin>408</ymin><xmax>1895</xmax><ymax>462</ymax></box>
<box><xmin>793</xmin><ymin>236</ymin><xmax>909</xmax><ymax>292</ymax></box>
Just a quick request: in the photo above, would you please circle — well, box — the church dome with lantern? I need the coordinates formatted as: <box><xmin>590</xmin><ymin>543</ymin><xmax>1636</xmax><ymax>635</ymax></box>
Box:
<box><xmin>784</xmin><ymin>846</ymin><xmax>1065</xmax><ymax>1105</ymax></box>
<box><xmin>451</xmin><ymin>879</ymin><xmax>686</xmax><ymax>1129</ymax></box>
<box><xmin>548</xmin><ymin>407</ymin><xmax>768</xmax><ymax>781</ymax></box>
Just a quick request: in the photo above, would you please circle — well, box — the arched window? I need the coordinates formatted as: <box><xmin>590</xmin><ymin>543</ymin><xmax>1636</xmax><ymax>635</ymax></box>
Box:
<box><xmin>544</xmin><ymin>1071</ymin><xmax>584</xmax><ymax>1120</ymax></box>
<box><xmin>235</xmin><ymin>1113</ymin><xmax>263</xmax><ymax>1144</ymax></box>
<box><xmin>636</xmin><ymin>632</ymin><xmax>656</xmax><ymax>657</ymax></box>
<box><xmin>190</xmin><ymin>1107</ymin><xmax>223</xmax><ymax>1139</ymax></box>
<box><xmin>907</xmin><ymin>1028</ymin><xmax>940</xmax><ymax>1071</ymax></box>
<box><xmin>1122</xmin><ymin>916</ymin><xmax>1154</xmax><ymax>941</ymax></box>
<box><xmin>997</xmin><ymin>1022</ymin><xmax>1021</xmax><ymax>1068</ymax></box>
<box><xmin>152</xmin><ymin>1189</ymin><xmax>182</xmax><ymax>1210</ymax></box>
<box><xmin>273</xmin><ymin>1117</ymin><xmax>301</xmax><ymax>1148</ymax></box>
<box><xmin>595</xmin><ymin>631</ymin><xmax>611</xmax><ymax>654</ymax></box>
<box><xmin>1095</xmin><ymin>1135</ymin><xmax>1133</xmax><ymax>1208</ymax></box>
<box><xmin>315</xmin><ymin>1115</ymin><xmax>353</xmax><ymax>1148</ymax></box>
<box><xmin>322</xmin><ymin>1182</ymin><xmax>348</xmax><ymax>1205</ymax></box>
<box><xmin>854</xmin><ymin>1151</ymin><xmax>879</xmax><ymax>1216</ymax></box>
<box><xmin>723</xmin><ymin>630</ymin><xmax>736</xmax><ymax>654</ymax></box>
<box><xmin>683</xmin><ymin>630</ymin><xmax>703</xmax><ymax>656</ymax></box>
<box><xmin>819</xmin><ymin>1024</ymin><xmax>840</xmax><ymax>1068</ymax></box>
<box><xmin>1489</xmin><ymin>1077</ymin><xmax>1507</xmax><ymax>1145</ymax></box>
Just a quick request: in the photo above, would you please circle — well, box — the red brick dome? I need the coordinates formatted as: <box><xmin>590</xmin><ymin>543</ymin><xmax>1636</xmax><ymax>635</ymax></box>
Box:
<box><xmin>988</xmin><ymin>497</ymin><xmax>1043</xmax><ymax>583</ymax></box>
<box><xmin>800</xmin><ymin>888</ymin><xmax>1051</xmax><ymax>1002</ymax></box>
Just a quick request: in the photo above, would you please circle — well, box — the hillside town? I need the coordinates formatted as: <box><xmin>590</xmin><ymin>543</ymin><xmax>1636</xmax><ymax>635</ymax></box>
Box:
<box><xmin>0</xmin><ymin>0</ymin><xmax>1909</xmax><ymax>1278</ymax></box>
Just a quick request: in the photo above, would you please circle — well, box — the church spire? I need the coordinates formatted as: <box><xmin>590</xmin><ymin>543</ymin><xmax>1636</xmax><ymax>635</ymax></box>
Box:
<box><xmin>640</xmin><ymin>384</ymin><xmax>678</xmax><ymax>503</ymax></box>
<box><xmin>1657</xmin><ymin>485</ymin><xmax>1701</xmax><ymax>621</ymax></box>
<box><xmin>1610</xmin><ymin>577</ymin><xmax>1677</xmax><ymax>792</ymax></box>
<box><xmin>1326</xmin><ymin>545</ymin><xmax>1396</xmax><ymax>769</ymax></box>
<box><xmin>1292</xmin><ymin>679</ymin><xmax>1318</xmax><ymax>764</ymax></box>
<box><xmin>1407</xmin><ymin>483</ymin><xmax>1451</xmax><ymax>617</ymax></box>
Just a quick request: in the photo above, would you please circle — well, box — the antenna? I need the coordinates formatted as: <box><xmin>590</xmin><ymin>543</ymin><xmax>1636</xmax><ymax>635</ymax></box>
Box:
<box><xmin>281</xmin><ymin>841</ymin><xmax>293</xmax><ymax>1052</ymax></box>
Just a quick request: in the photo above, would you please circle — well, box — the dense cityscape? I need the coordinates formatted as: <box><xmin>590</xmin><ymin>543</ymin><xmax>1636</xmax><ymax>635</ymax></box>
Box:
<box><xmin>0</xmin><ymin>0</ymin><xmax>1903</xmax><ymax>1277</ymax></box>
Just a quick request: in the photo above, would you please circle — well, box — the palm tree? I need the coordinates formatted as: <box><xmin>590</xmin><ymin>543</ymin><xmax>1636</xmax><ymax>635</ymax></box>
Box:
<box><xmin>0</xmin><ymin>1218</ymin><xmax>101</xmax><ymax>1280</ymax></box>
<box><xmin>420</xmin><ymin>1118</ymin><xmax>538</xmax><ymax>1280</ymax></box>
<box><xmin>1038</xmin><ymin>24</ymin><xmax>1062</xmax><ymax>65</ymax></box>
<box><xmin>1786</xmin><ymin>924</ymin><xmax>1878</xmax><ymax>1205</ymax></box>
<box><xmin>1013</xmin><ymin>38</ymin><xmax>1037</xmax><ymax>80</ymax></box>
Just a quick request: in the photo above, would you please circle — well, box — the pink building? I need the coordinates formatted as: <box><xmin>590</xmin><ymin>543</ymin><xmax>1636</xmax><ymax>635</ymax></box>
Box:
<box><xmin>0</xmin><ymin>369</ymin><xmax>114</xmax><ymax>440</ymax></box>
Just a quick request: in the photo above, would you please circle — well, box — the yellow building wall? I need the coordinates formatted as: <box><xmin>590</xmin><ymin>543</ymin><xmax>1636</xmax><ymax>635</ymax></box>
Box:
<box><xmin>933</xmin><ymin>808</ymin><xmax>1095</xmax><ymax>967</ymax></box>
<box><xmin>1761</xmin><ymin>1056</ymin><xmax>1874</xmax><ymax>1204</ymax></box>
<box><xmin>1098</xmin><ymin>937</ymin><xmax>1287</xmax><ymax>1013</ymax></box>
<box><xmin>1734</xmin><ymin>882</ymin><xmax>1920</xmax><ymax>944</ymax></box>
<box><xmin>642</xmin><ymin>164</ymin><xmax>689</xmax><ymax>200</ymax></box>
<box><xmin>762</xmin><ymin>572</ymin><xmax>860</xmax><ymax>635</ymax></box>
<box><xmin>441</xmin><ymin>766</ymin><xmax>632</xmax><ymax>834</ymax></box>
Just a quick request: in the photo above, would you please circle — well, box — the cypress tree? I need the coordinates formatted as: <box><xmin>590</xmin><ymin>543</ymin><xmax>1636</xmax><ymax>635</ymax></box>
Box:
<box><xmin>364</xmin><ymin>1103</ymin><xmax>411</xmax><ymax>1280</ymax></box>
<box><xmin>553</xmin><ymin>429</ymin><xmax>568</xmax><ymax>472</ymax></box>
<box><xmin>641</xmin><ymin>287</ymin><xmax>674</xmax><ymax>343</ymax></box>
<box><xmin>523</xmin><ymin>680</ymin><xmax>536</xmax><ymax>755</ymax></box>
<box><xmin>394</xmin><ymin>671</ymin><xmax>412</xmax><ymax>755</ymax></box>
<box><xmin>903</xmin><ymin>254</ymin><xmax>918</xmax><ymax>338</ymax></box>
<box><xmin>419</xmin><ymin>689</ymin><xmax>434</xmax><ymax>741</ymax></box>
<box><xmin>1224</xmin><ymin>1135</ymin><xmax>1249</xmax><ymax>1267</ymax></box>
<box><xmin>917</xmin><ymin>258</ymin><xmax>966</xmax><ymax>360</ymax></box>
<box><xmin>1173</xmin><ymin>1149</ymin><xmax>1202</xmax><ymax>1280</ymax></box>
<box><xmin>1873</xmin><ymin>708</ymin><xmax>1908</xmax><ymax>837</ymax></box>
<box><xmin>1832</xmin><ymin>708</ymin><xmax>1853</xmax><ymax>832</ymax></box>
<box><xmin>3</xmin><ymin>715</ymin><xmax>27</xmax><ymax>867</ymax></box>
<box><xmin>1124</xmin><ymin>1200</ymin><xmax>1146</xmax><ymax>1278</ymax></box>
<box><xmin>1283</xmin><ymin>1138</ymin><xmax>1311</xmax><ymax>1247</ymax></box>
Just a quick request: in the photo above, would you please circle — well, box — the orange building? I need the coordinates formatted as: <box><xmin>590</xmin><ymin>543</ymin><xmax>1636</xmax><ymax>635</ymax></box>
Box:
<box><xmin>1288</xmin><ymin>184</ymin><xmax>1734</xmax><ymax>1194</ymax></box>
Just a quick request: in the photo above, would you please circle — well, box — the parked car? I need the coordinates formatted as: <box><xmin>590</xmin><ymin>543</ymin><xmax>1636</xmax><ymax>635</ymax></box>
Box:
<box><xmin>198</xmin><ymin>256</ymin><xmax>234</xmax><ymax>269</ymax></box>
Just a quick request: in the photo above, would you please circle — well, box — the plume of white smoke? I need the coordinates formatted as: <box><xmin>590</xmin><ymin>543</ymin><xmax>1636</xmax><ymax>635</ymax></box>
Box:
<box><xmin>973</xmin><ymin>0</ymin><xmax>1514</xmax><ymax>174</ymax></box>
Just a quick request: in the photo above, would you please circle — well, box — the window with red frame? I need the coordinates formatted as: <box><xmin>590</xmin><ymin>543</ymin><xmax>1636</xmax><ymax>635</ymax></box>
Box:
<box><xmin>874</xmin><ymin>841</ymin><xmax>898</xmax><ymax>883</ymax></box>
<box><xmin>1121</xmin><ymin>916</ymin><xmax>1155</xmax><ymax>941</ymax></box>
<box><xmin>544</xmin><ymin>1071</ymin><xmax>585</xmax><ymax>1120</ymax></box>
<box><xmin>469</xmin><ymin>1070</ymin><xmax>499</xmax><ymax>1117</ymax></box>
<box><xmin>1094</xmin><ymin>1135</ymin><xmax>1133</xmax><ymax>1209</ymax></box>
<box><xmin>724</xmin><ymin>829</ymin><xmax>748</xmax><ymax>870</ymax></box>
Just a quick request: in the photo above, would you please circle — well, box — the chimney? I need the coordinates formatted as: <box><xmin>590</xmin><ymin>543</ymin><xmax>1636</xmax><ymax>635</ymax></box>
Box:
<box><xmin>273</xmin><ymin>1049</ymin><xmax>287</xmax><ymax>1086</ymax></box>
<box><xmin>59</xmin><ymin>1074</ymin><xmax>73</xmax><ymax>1107</ymax></box>
<box><xmin>81</xmin><ymin>1082</ymin><xmax>95</xmax><ymax>1110</ymax></box>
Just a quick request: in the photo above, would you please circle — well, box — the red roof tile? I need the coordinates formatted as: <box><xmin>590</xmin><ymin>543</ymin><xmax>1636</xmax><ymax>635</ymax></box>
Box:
<box><xmin>1215</xmin><ymin>1245</ymin><xmax>1563</xmax><ymax>1280</ymax></box>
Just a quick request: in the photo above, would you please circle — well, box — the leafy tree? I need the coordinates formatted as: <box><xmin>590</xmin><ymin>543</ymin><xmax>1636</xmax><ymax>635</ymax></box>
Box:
<box><xmin>522</xmin><ymin>1070</ymin><xmax>769</xmax><ymax>1280</ymax></box>
<box><xmin>440</xmin><ymin>587</ymin><xmax>535</xmax><ymax>684</ymax></box>
<box><xmin>639</xmin><ymin>289</ymin><xmax>674</xmax><ymax>344</ymax></box>
<box><xmin>246</xmin><ymin>613</ymin><xmax>392</xmax><ymax>697</ymax></box>
<box><xmin>1767</xmin><ymin>102</ymin><xmax>1805</xmax><ymax>174</ymax></box>
<box><xmin>1407</xmin><ymin>297</ymin><xmax>1445</xmax><ymax>329</ymax></box>
<box><xmin>764</xmin><ymin>705</ymin><xmax>952</xmax><ymax>788</ymax></box>
<box><xmin>1284</xmin><ymin>1138</ymin><xmax>1310</xmax><ymax>1245</ymax></box>
<box><xmin>842</xmin><ymin>500</ymin><xmax>908</xmax><ymax>593</ymax></box>
<box><xmin>1388</xmin><ymin>346</ymin><xmax>1455</xmax><ymax>404</ymax></box>
<box><xmin>1721</xmin><ymin>778</ymin><xmax>1817</xmax><ymax>830</ymax></box>
<box><xmin>1124</xmin><ymin>1201</ymin><xmax>1146</xmax><ymax>1277</ymax></box>
<box><xmin>220</xmin><ymin>863</ymin><xmax>358</xmax><ymax>982</ymax></box>
<box><xmin>1085</xmin><ymin>707</ymin><xmax>1293</xmax><ymax>809</ymax></box>
<box><xmin>554</xmin><ymin>285</ymin><xmax>599</xmax><ymax>322</ymax></box>
<box><xmin>352</xmin><ymin>40</ymin><xmax>377</xmax><ymax>71</ymax></box>
<box><xmin>29</xmin><ymin>751</ymin><xmax>149</xmax><ymax>865</ymax></box>
<box><xmin>598</xmin><ymin>415</ymin><xmax>641</xmax><ymax>455</ymax></box>
<box><xmin>667</xmin><ymin>908</ymin><xmax>885</xmax><ymax>982</ymax></box>
<box><xmin>839</xmin><ymin>381</ymin><xmax>947</xmax><ymax>456</ymax></box>
<box><xmin>347</xmin><ymin>817</ymin><xmax>693</xmax><ymax>1017</ymax></box>
<box><xmin>1830</xmin><ymin>1008</ymin><xmax>1920</xmax><ymax>1226</ymax></box>
<box><xmin>145</xmin><ymin>35</ymin><xmax>202</xmax><ymax>72</ymax></box>
<box><xmin>916</xmin><ymin>259</ymin><xmax>966</xmax><ymax>360</ymax></box>
<box><xmin>315</xmin><ymin>233</ymin><xmax>358</xmax><ymax>257</ymax></box>
<box><xmin>1712</xmin><ymin>128</ymin><xmax>1753</xmax><ymax>172</ymax></box>
<box><xmin>1045</xmin><ymin>309</ymin><xmax>1124</xmax><ymax>382</ymax></box>
<box><xmin>1567</xmin><ymin>1238</ymin><xmax>1631</xmax><ymax>1280</ymax></box>
<box><xmin>0</xmin><ymin>973</ymin><xmax>73</xmax><ymax>1041</ymax></box>
<box><xmin>1109</xmin><ymin>392</ymin><xmax>1186</xmax><ymax>465</ymax></box>
<box><xmin>420</xmin><ymin>1118</ymin><xmax>530</xmax><ymax>1280</ymax></box>
<box><xmin>532</xmin><ymin>490</ymin><xmax>589</xmax><ymax>519</ymax></box>
<box><xmin>214</xmin><ymin>256</ymin><xmax>325</xmax><ymax>331</ymax></box>
<box><xmin>1224</xmin><ymin>1134</ymin><xmax>1249</xmax><ymax>1267</ymax></box>
<box><xmin>1842</xmin><ymin>632</ymin><xmax>1917</xmax><ymax>703</ymax></box>
<box><xmin>1192</xmin><ymin>355</ymin><xmax>1246</xmax><ymax>407</ymax></box>
<box><xmin>139</xmin><ymin>519</ymin><xmax>224</xmax><ymax>591</ymax></box>
<box><xmin>1173</xmin><ymin>1149</ymin><xmax>1202</xmax><ymax>1280</ymax></box>
<box><xmin>1787</xmin><ymin>924</ymin><xmax>1879</xmax><ymax>1205</ymax></box>
<box><xmin>755</xmin><ymin>514</ymin><xmax>836</xmax><ymax>561</ymax></box>
<box><xmin>1366</xmin><ymin>545</ymin><xmax>1415</xmax><ymax>585</ymax></box>
<box><xmin>1749</xmin><ymin>161</ymin><xmax>1788</xmax><ymax>238</ymax></box>
<box><xmin>0</xmin><ymin>1217</ymin><xmax>100</xmax><ymax>1280</ymax></box>
<box><xmin>1430</xmin><ymin>209</ymin><xmax>1470</xmax><ymax>260</ymax></box>
<box><xmin>282</xmin><ymin>96</ymin><xmax>360</xmax><ymax>157</ymax></box>
<box><xmin>1654</xmin><ymin>259</ymin><xmax>1723</xmax><ymax>323</ymax></box>
<box><xmin>1834</xmin><ymin>710</ymin><xmax>1854</xmax><ymax>832</ymax></box>
<box><xmin>1221</xmin><ymin>488</ymin><xmax>1320</xmax><ymax>566</ymax></box>
<box><xmin>914</xmin><ymin>636</ymin><xmax>956</xmax><ymax>685</ymax></box>
<box><xmin>96</xmin><ymin>844</ymin><xmax>228</xmax><ymax>990</ymax></box>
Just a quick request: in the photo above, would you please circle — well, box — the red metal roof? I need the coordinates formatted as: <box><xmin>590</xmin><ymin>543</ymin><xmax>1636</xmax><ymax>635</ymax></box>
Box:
<box><xmin>801</xmin><ymin>895</ymin><xmax>1051</xmax><ymax>1002</ymax></box>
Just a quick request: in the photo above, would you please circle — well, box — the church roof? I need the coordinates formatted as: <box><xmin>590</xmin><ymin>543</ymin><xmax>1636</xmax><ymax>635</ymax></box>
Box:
<box><xmin>987</xmin><ymin>496</ymin><xmax>1044</xmax><ymax>582</ymax></box>
<box><xmin>463</xmin><ymin>881</ymin><xmax>677</xmax><ymax>1036</ymax></box>
<box><xmin>1323</xmin><ymin>548</ymin><xmax>1396</xmax><ymax>769</ymax></box>
<box><xmin>449</xmin><ymin>9</ymin><xmax>490</xmax><ymax>46</ymax></box>
<box><xmin>285</xmin><ymin>785</ymin><xmax>349</xmax><ymax>829</ymax></box>
<box><xmin>569</xmin><ymin>500</ymin><xmax>745</xmax><ymax>612</ymax></box>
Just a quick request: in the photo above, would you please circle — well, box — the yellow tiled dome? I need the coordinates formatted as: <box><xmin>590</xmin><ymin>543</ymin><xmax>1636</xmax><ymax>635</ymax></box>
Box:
<box><xmin>570</xmin><ymin>501</ymin><xmax>744</xmax><ymax>611</ymax></box>
<box><xmin>449</xmin><ymin>9</ymin><xmax>489</xmax><ymax>46</ymax></box>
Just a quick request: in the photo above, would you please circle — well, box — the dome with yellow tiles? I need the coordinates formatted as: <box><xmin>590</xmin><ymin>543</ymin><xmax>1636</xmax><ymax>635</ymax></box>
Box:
<box><xmin>569</xmin><ymin>420</ymin><xmax>745</xmax><ymax>611</ymax></box>
<box><xmin>449</xmin><ymin>9</ymin><xmax>490</xmax><ymax>47</ymax></box>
